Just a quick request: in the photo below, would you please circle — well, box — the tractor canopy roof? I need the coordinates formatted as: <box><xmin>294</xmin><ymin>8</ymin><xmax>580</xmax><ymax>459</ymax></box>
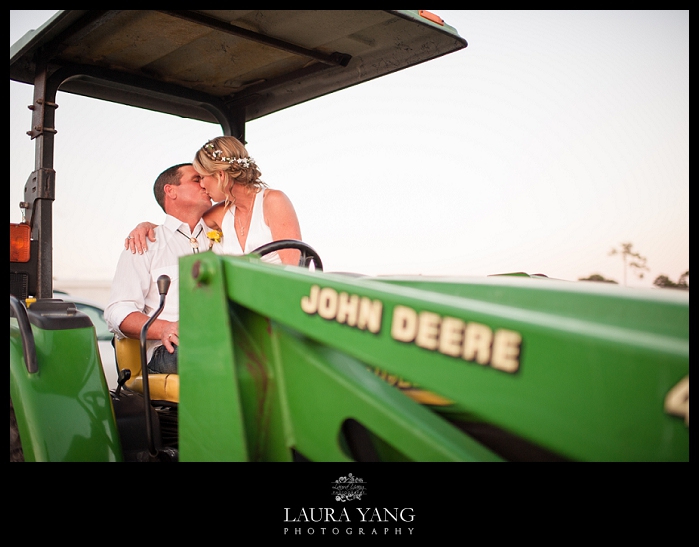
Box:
<box><xmin>10</xmin><ymin>10</ymin><xmax>467</xmax><ymax>130</ymax></box>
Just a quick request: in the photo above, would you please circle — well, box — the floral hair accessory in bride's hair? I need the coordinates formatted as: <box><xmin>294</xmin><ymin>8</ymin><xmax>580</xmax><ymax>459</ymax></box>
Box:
<box><xmin>202</xmin><ymin>141</ymin><xmax>255</xmax><ymax>168</ymax></box>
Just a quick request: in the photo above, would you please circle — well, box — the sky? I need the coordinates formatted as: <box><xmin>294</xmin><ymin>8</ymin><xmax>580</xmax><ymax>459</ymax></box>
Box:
<box><xmin>10</xmin><ymin>10</ymin><xmax>689</xmax><ymax>289</ymax></box>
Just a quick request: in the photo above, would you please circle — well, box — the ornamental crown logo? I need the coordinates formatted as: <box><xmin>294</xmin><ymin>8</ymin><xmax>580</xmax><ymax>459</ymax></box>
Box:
<box><xmin>332</xmin><ymin>473</ymin><xmax>367</xmax><ymax>502</ymax></box>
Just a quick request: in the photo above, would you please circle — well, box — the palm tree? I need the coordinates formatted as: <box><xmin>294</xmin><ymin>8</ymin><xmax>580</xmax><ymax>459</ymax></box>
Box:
<box><xmin>609</xmin><ymin>243</ymin><xmax>648</xmax><ymax>286</ymax></box>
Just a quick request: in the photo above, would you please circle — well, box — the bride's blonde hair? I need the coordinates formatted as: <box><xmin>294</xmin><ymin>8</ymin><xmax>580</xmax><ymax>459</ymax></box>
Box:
<box><xmin>194</xmin><ymin>136</ymin><xmax>267</xmax><ymax>204</ymax></box>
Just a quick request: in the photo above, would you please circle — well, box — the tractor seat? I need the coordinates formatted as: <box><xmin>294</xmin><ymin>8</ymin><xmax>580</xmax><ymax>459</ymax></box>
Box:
<box><xmin>114</xmin><ymin>337</ymin><xmax>179</xmax><ymax>403</ymax></box>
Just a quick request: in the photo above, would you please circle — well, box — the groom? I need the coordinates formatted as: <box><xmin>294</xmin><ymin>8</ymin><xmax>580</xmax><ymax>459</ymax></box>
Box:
<box><xmin>105</xmin><ymin>163</ymin><xmax>212</xmax><ymax>373</ymax></box>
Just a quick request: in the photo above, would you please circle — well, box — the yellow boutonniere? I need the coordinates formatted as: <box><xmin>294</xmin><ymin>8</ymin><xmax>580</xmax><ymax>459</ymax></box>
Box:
<box><xmin>207</xmin><ymin>229</ymin><xmax>222</xmax><ymax>248</ymax></box>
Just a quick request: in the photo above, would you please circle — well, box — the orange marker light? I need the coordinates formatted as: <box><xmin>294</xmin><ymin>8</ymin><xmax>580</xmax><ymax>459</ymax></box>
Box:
<box><xmin>10</xmin><ymin>223</ymin><xmax>31</xmax><ymax>263</ymax></box>
<box><xmin>419</xmin><ymin>10</ymin><xmax>445</xmax><ymax>26</ymax></box>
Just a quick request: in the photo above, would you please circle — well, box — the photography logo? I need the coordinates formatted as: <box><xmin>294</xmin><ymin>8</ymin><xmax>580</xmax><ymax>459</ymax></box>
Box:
<box><xmin>332</xmin><ymin>473</ymin><xmax>366</xmax><ymax>502</ymax></box>
<box><xmin>283</xmin><ymin>473</ymin><xmax>415</xmax><ymax>536</ymax></box>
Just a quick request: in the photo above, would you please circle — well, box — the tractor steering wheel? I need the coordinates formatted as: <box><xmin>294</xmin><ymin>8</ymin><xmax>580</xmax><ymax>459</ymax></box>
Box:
<box><xmin>250</xmin><ymin>239</ymin><xmax>323</xmax><ymax>271</ymax></box>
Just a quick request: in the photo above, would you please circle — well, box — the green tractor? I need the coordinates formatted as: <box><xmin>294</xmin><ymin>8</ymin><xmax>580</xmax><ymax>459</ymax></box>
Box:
<box><xmin>10</xmin><ymin>10</ymin><xmax>688</xmax><ymax>462</ymax></box>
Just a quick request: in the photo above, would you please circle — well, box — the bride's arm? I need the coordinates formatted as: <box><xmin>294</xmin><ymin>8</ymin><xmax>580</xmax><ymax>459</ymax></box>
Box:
<box><xmin>124</xmin><ymin>222</ymin><xmax>158</xmax><ymax>254</ymax></box>
<box><xmin>264</xmin><ymin>190</ymin><xmax>302</xmax><ymax>265</ymax></box>
<box><xmin>203</xmin><ymin>203</ymin><xmax>224</xmax><ymax>232</ymax></box>
<box><xmin>124</xmin><ymin>203</ymin><xmax>224</xmax><ymax>254</ymax></box>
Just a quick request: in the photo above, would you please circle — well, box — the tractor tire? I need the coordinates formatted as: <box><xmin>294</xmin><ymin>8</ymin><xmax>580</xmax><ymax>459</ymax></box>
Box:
<box><xmin>10</xmin><ymin>396</ymin><xmax>24</xmax><ymax>462</ymax></box>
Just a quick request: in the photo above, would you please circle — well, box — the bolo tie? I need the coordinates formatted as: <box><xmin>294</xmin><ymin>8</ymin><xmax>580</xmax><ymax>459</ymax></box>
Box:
<box><xmin>177</xmin><ymin>226</ymin><xmax>204</xmax><ymax>253</ymax></box>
